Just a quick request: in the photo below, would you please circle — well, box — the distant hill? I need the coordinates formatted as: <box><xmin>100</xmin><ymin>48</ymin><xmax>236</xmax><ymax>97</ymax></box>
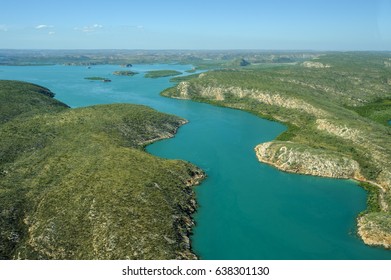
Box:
<box><xmin>0</xmin><ymin>49</ymin><xmax>317</xmax><ymax>67</ymax></box>
<box><xmin>0</xmin><ymin>80</ymin><xmax>203</xmax><ymax>259</ymax></box>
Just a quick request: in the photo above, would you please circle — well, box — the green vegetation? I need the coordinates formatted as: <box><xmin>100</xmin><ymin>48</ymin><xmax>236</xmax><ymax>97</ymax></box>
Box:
<box><xmin>113</xmin><ymin>70</ymin><xmax>138</xmax><ymax>76</ymax></box>
<box><xmin>169</xmin><ymin>73</ymin><xmax>201</xmax><ymax>83</ymax></box>
<box><xmin>348</xmin><ymin>99</ymin><xmax>391</xmax><ymax>126</ymax></box>
<box><xmin>359</xmin><ymin>182</ymin><xmax>382</xmax><ymax>215</ymax></box>
<box><xmin>145</xmin><ymin>70</ymin><xmax>182</xmax><ymax>79</ymax></box>
<box><xmin>162</xmin><ymin>52</ymin><xmax>391</xmax><ymax>248</ymax></box>
<box><xmin>0</xmin><ymin>80</ymin><xmax>69</xmax><ymax>125</ymax></box>
<box><xmin>0</xmin><ymin>80</ymin><xmax>203</xmax><ymax>259</ymax></box>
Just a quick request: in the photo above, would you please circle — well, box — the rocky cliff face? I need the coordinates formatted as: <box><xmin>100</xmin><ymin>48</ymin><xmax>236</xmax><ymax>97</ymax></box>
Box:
<box><xmin>255</xmin><ymin>141</ymin><xmax>362</xmax><ymax>179</ymax></box>
<box><xmin>176</xmin><ymin>82</ymin><xmax>329</xmax><ymax>118</ymax></box>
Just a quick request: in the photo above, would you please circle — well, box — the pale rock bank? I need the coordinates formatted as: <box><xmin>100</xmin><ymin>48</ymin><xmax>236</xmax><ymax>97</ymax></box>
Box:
<box><xmin>254</xmin><ymin>141</ymin><xmax>362</xmax><ymax>179</ymax></box>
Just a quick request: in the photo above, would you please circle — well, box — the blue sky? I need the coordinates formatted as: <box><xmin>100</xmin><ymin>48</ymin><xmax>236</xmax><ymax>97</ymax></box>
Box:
<box><xmin>0</xmin><ymin>0</ymin><xmax>390</xmax><ymax>50</ymax></box>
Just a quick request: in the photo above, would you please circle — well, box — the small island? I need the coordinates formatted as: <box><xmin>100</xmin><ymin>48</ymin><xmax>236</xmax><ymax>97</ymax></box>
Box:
<box><xmin>113</xmin><ymin>70</ymin><xmax>138</xmax><ymax>76</ymax></box>
<box><xmin>84</xmin><ymin>77</ymin><xmax>111</xmax><ymax>82</ymax></box>
<box><xmin>145</xmin><ymin>70</ymin><xmax>182</xmax><ymax>78</ymax></box>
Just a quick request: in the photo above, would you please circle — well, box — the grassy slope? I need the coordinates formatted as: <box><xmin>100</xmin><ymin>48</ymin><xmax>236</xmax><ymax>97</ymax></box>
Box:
<box><xmin>0</xmin><ymin>81</ymin><xmax>203</xmax><ymax>259</ymax></box>
<box><xmin>163</xmin><ymin>52</ymin><xmax>391</xmax><ymax>248</ymax></box>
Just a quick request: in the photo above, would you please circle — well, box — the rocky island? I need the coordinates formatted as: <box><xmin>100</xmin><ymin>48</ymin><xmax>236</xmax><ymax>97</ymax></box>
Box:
<box><xmin>113</xmin><ymin>70</ymin><xmax>138</xmax><ymax>76</ymax></box>
<box><xmin>0</xmin><ymin>80</ymin><xmax>204</xmax><ymax>259</ymax></box>
<box><xmin>163</xmin><ymin>52</ymin><xmax>391</xmax><ymax>249</ymax></box>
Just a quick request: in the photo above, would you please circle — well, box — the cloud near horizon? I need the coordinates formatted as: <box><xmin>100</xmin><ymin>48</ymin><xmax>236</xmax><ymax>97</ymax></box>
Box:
<box><xmin>35</xmin><ymin>24</ymin><xmax>54</xmax><ymax>29</ymax></box>
<box><xmin>75</xmin><ymin>24</ymin><xmax>104</xmax><ymax>33</ymax></box>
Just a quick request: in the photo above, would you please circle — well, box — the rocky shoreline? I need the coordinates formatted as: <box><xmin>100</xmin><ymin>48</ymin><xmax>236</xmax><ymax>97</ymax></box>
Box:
<box><xmin>254</xmin><ymin>141</ymin><xmax>362</xmax><ymax>180</ymax></box>
<box><xmin>143</xmin><ymin>119</ymin><xmax>206</xmax><ymax>259</ymax></box>
<box><xmin>357</xmin><ymin>215</ymin><xmax>391</xmax><ymax>249</ymax></box>
<box><xmin>175</xmin><ymin>170</ymin><xmax>205</xmax><ymax>260</ymax></box>
<box><xmin>254</xmin><ymin>141</ymin><xmax>391</xmax><ymax>248</ymax></box>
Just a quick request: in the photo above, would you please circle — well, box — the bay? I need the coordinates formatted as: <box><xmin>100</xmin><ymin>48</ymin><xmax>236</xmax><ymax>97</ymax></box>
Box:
<box><xmin>1</xmin><ymin>65</ymin><xmax>390</xmax><ymax>259</ymax></box>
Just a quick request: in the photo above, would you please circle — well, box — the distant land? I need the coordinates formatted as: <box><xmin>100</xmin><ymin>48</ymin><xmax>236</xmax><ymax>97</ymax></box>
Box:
<box><xmin>0</xmin><ymin>49</ymin><xmax>319</xmax><ymax>68</ymax></box>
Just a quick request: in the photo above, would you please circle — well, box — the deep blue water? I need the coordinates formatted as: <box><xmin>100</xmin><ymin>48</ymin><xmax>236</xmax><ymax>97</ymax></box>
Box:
<box><xmin>1</xmin><ymin>65</ymin><xmax>390</xmax><ymax>259</ymax></box>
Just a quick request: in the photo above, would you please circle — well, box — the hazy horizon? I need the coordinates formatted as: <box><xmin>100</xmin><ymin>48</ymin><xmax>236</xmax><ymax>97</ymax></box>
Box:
<box><xmin>1</xmin><ymin>48</ymin><xmax>391</xmax><ymax>52</ymax></box>
<box><xmin>1</xmin><ymin>0</ymin><xmax>390</xmax><ymax>51</ymax></box>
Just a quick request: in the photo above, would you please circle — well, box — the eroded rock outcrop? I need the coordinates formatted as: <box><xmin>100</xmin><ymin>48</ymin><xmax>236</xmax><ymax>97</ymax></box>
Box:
<box><xmin>255</xmin><ymin>141</ymin><xmax>361</xmax><ymax>179</ymax></box>
<box><xmin>358</xmin><ymin>214</ymin><xmax>391</xmax><ymax>249</ymax></box>
<box><xmin>302</xmin><ymin>61</ymin><xmax>331</xmax><ymax>68</ymax></box>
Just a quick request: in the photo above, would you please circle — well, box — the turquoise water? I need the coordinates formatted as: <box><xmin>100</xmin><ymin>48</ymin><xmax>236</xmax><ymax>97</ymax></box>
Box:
<box><xmin>1</xmin><ymin>65</ymin><xmax>391</xmax><ymax>259</ymax></box>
